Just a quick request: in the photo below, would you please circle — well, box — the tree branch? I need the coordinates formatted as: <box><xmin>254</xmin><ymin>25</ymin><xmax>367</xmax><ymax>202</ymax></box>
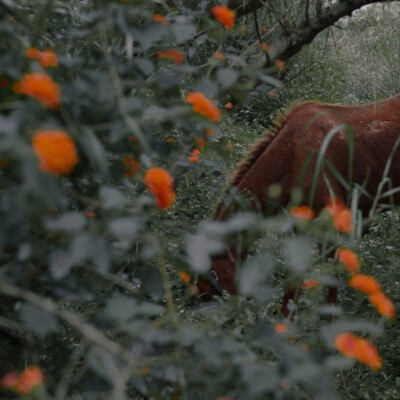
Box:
<box><xmin>258</xmin><ymin>0</ymin><xmax>399</xmax><ymax>66</ymax></box>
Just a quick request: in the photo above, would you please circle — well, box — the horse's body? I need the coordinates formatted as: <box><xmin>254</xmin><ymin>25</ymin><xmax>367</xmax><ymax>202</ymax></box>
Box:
<box><xmin>197</xmin><ymin>94</ymin><xmax>400</xmax><ymax>305</ymax></box>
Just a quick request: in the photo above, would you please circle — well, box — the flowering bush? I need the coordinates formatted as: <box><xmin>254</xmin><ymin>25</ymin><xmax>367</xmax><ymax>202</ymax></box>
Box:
<box><xmin>0</xmin><ymin>1</ymin><xmax>398</xmax><ymax>400</ymax></box>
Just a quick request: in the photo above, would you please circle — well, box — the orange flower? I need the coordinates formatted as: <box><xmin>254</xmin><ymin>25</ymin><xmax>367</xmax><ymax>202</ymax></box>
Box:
<box><xmin>179</xmin><ymin>271</ymin><xmax>191</xmax><ymax>283</ymax></box>
<box><xmin>205</xmin><ymin>128</ymin><xmax>215</xmax><ymax>136</ymax></box>
<box><xmin>156</xmin><ymin>49</ymin><xmax>183</xmax><ymax>65</ymax></box>
<box><xmin>337</xmin><ymin>248</ymin><xmax>360</xmax><ymax>275</ymax></box>
<box><xmin>39</xmin><ymin>49</ymin><xmax>58</xmax><ymax>67</ymax></box>
<box><xmin>260</xmin><ymin>42</ymin><xmax>271</xmax><ymax>52</ymax></box>
<box><xmin>275</xmin><ymin>59</ymin><xmax>285</xmax><ymax>72</ymax></box>
<box><xmin>211</xmin><ymin>5</ymin><xmax>236</xmax><ymax>30</ymax></box>
<box><xmin>140</xmin><ymin>366</ymin><xmax>151</xmax><ymax>375</ymax></box>
<box><xmin>186</xmin><ymin>92</ymin><xmax>221</xmax><ymax>123</ymax></box>
<box><xmin>166</xmin><ymin>137</ymin><xmax>175</xmax><ymax>143</ymax></box>
<box><xmin>26</xmin><ymin>47</ymin><xmax>58</xmax><ymax>68</ymax></box>
<box><xmin>290</xmin><ymin>205</ymin><xmax>315</xmax><ymax>220</ymax></box>
<box><xmin>32</xmin><ymin>130</ymin><xmax>78</xmax><ymax>176</ymax></box>
<box><xmin>301</xmin><ymin>343</ymin><xmax>310</xmax><ymax>351</ymax></box>
<box><xmin>1</xmin><ymin>366</ymin><xmax>45</xmax><ymax>394</ymax></box>
<box><xmin>226</xmin><ymin>141</ymin><xmax>234</xmax><ymax>153</ymax></box>
<box><xmin>13</xmin><ymin>73</ymin><xmax>61</xmax><ymax>109</ymax></box>
<box><xmin>301</xmin><ymin>279</ymin><xmax>320</xmax><ymax>289</ymax></box>
<box><xmin>213</xmin><ymin>50</ymin><xmax>225</xmax><ymax>61</ymax></box>
<box><xmin>25</xmin><ymin>47</ymin><xmax>41</xmax><ymax>59</ymax></box>
<box><xmin>279</xmin><ymin>380</ymin><xmax>288</xmax><ymax>389</ymax></box>
<box><xmin>143</xmin><ymin>167</ymin><xmax>176</xmax><ymax>210</ymax></box>
<box><xmin>274</xmin><ymin>323</ymin><xmax>288</xmax><ymax>333</ymax></box>
<box><xmin>86</xmin><ymin>211</ymin><xmax>96</xmax><ymax>218</ymax></box>
<box><xmin>335</xmin><ymin>332</ymin><xmax>382</xmax><ymax>370</ymax></box>
<box><xmin>153</xmin><ymin>13</ymin><xmax>168</xmax><ymax>24</ymax></box>
<box><xmin>348</xmin><ymin>274</ymin><xmax>381</xmax><ymax>296</ymax></box>
<box><xmin>189</xmin><ymin>148</ymin><xmax>200</xmax><ymax>163</ymax></box>
<box><xmin>123</xmin><ymin>156</ymin><xmax>140</xmax><ymax>176</ymax></box>
<box><xmin>224</xmin><ymin>101</ymin><xmax>233</xmax><ymax>110</ymax></box>
<box><xmin>0</xmin><ymin>371</ymin><xmax>19</xmax><ymax>390</ymax></box>
<box><xmin>195</xmin><ymin>137</ymin><xmax>206</xmax><ymax>149</ymax></box>
<box><xmin>356</xmin><ymin>338</ymin><xmax>384</xmax><ymax>371</ymax></box>
<box><xmin>325</xmin><ymin>197</ymin><xmax>353</xmax><ymax>233</ymax></box>
<box><xmin>15</xmin><ymin>366</ymin><xmax>45</xmax><ymax>395</ymax></box>
<box><xmin>369</xmin><ymin>292</ymin><xmax>396</xmax><ymax>320</ymax></box>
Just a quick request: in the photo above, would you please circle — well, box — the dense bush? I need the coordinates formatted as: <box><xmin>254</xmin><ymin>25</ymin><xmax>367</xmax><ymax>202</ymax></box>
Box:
<box><xmin>0</xmin><ymin>1</ymin><xmax>399</xmax><ymax>400</ymax></box>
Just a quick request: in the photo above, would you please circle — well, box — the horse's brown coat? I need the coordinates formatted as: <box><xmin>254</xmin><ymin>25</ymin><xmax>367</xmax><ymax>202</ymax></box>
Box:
<box><xmin>197</xmin><ymin>94</ymin><xmax>400</xmax><ymax>304</ymax></box>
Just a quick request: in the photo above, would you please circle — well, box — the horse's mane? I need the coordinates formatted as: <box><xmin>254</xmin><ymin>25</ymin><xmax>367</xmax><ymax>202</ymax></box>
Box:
<box><xmin>213</xmin><ymin>102</ymin><xmax>302</xmax><ymax>218</ymax></box>
<box><xmin>231</xmin><ymin>102</ymin><xmax>301</xmax><ymax>186</ymax></box>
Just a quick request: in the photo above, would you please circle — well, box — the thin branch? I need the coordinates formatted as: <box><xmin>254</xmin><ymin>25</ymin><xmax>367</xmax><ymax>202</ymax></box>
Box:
<box><xmin>0</xmin><ymin>315</ymin><xmax>27</xmax><ymax>335</ymax></box>
<box><xmin>80</xmin><ymin>264</ymin><xmax>139</xmax><ymax>295</ymax></box>
<box><xmin>0</xmin><ymin>280</ymin><xmax>136</xmax><ymax>364</ymax></box>
<box><xmin>55</xmin><ymin>342</ymin><xmax>87</xmax><ymax>400</ymax></box>
<box><xmin>253</xmin><ymin>0</ymin><xmax>269</xmax><ymax>65</ymax></box>
<box><xmin>97</xmin><ymin>23</ymin><xmax>152</xmax><ymax>155</ymax></box>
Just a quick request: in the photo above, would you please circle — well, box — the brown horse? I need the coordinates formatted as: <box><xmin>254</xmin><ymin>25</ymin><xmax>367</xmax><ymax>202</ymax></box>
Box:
<box><xmin>197</xmin><ymin>94</ymin><xmax>400</xmax><ymax>313</ymax></box>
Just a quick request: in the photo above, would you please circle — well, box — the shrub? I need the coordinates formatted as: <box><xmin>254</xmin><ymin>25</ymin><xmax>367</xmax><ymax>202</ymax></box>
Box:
<box><xmin>0</xmin><ymin>1</ymin><xmax>397</xmax><ymax>399</ymax></box>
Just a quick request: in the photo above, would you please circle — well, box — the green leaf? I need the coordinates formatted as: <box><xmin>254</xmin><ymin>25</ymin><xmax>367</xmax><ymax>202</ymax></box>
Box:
<box><xmin>18</xmin><ymin>304</ymin><xmax>58</xmax><ymax>337</ymax></box>
<box><xmin>284</xmin><ymin>236</ymin><xmax>314</xmax><ymax>272</ymax></box>
<box><xmin>0</xmin><ymin>114</ymin><xmax>18</xmax><ymax>137</ymax></box>
<box><xmin>109</xmin><ymin>217</ymin><xmax>141</xmax><ymax>241</ymax></box>
<box><xmin>172</xmin><ymin>17</ymin><xmax>196</xmax><ymax>43</ymax></box>
<box><xmin>79</xmin><ymin>127</ymin><xmax>107</xmax><ymax>174</ymax></box>
<box><xmin>324</xmin><ymin>355</ymin><xmax>355</xmax><ymax>371</ymax></box>
<box><xmin>202</xmin><ymin>212</ymin><xmax>261</xmax><ymax>237</ymax></box>
<box><xmin>241</xmin><ymin>362</ymin><xmax>279</xmax><ymax>395</ymax></box>
<box><xmin>238</xmin><ymin>254</ymin><xmax>275</xmax><ymax>302</ymax></box>
<box><xmin>106</xmin><ymin>294</ymin><xmax>137</xmax><ymax>321</ymax></box>
<box><xmin>93</xmin><ymin>237</ymin><xmax>111</xmax><ymax>272</ymax></box>
<box><xmin>321</xmin><ymin>320</ymin><xmax>383</xmax><ymax>347</ymax></box>
<box><xmin>132</xmin><ymin>25</ymin><xmax>167</xmax><ymax>49</ymax></box>
<box><xmin>100</xmin><ymin>186</ymin><xmax>126</xmax><ymax>210</ymax></box>
<box><xmin>217</xmin><ymin>68</ymin><xmax>238</xmax><ymax>88</ymax></box>
<box><xmin>186</xmin><ymin>234</ymin><xmax>224</xmax><ymax>273</ymax></box>
<box><xmin>45</xmin><ymin>212</ymin><xmax>86</xmax><ymax>233</ymax></box>
<box><xmin>50</xmin><ymin>248</ymin><xmax>73</xmax><ymax>279</ymax></box>
<box><xmin>135</xmin><ymin>267</ymin><xmax>164</xmax><ymax>301</ymax></box>
<box><xmin>70</xmin><ymin>233</ymin><xmax>93</xmax><ymax>264</ymax></box>
<box><xmin>134</xmin><ymin>302</ymin><xmax>165</xmax><ymax>316</ymax></box>
<box><xmin>136</xmin><ymin>58</ymin><xmax>154</xmax><ymax>77</ymax></box>
<box><xmin>289</xmin><ymin>363</ymin><xmax>322</xmax><ymax>383</ymax></box>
